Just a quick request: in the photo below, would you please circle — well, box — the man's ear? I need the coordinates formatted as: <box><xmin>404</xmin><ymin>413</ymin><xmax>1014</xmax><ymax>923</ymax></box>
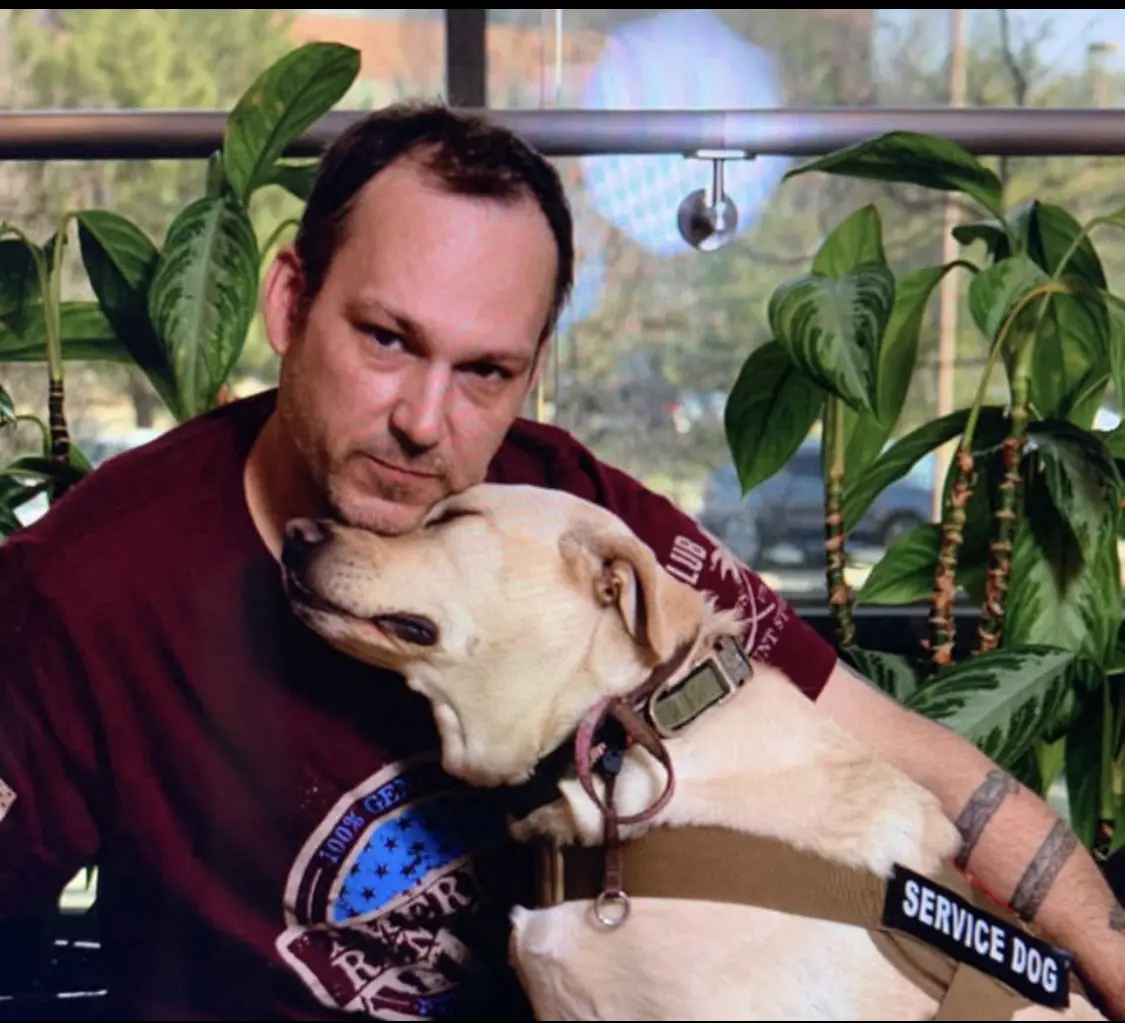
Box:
<box><xmin>560</xmin><ymin>526</ymin><xmax>705</xmax><ymax>663</ymax></box>
<box><xmin>261</xmin><ymin>243</ymin><xmax>305</xmax><ymax>359</ymax></box>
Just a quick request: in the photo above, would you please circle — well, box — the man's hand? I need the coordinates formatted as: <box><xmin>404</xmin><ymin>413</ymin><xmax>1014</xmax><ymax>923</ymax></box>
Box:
<box><xmin>819</xmin><ymin>661</ymin><xmax>1125</xmax><ymax>1018</ymax></box>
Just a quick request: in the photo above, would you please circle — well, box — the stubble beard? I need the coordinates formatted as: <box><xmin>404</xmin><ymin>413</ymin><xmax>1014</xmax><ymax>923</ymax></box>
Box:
<box><xmin>276</xmin><ymin>389</ymin><xmax>445</xmax><ymax>536</ymax></box>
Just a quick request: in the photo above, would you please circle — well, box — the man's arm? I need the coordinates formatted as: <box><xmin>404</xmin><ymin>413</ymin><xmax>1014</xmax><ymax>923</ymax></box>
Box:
<box><xmin>819</xmin><ymin>659</ymin><xmax>1125</xmax><ymax>1016</ymax></box>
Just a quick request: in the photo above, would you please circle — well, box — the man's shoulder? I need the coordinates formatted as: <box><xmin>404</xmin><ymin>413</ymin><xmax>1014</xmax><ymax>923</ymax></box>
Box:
<box><xmin>5</xmin><ymin>388</ymin><xmax>276</xmax><ymax>590</ymax></box>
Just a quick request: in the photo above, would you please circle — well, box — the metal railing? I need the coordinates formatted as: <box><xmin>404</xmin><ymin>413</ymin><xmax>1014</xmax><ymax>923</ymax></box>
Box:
<box><xmin>3</xmin><ymin>106</ymin><xmax>1125</xmax><ymax>161</ymax></box>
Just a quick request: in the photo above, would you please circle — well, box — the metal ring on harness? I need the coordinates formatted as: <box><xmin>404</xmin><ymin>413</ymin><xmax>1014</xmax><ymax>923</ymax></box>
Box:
<box><xmin>593</xmin><ymin>887</ymin><xmax>631</xmax><ymax>928</ymax></box>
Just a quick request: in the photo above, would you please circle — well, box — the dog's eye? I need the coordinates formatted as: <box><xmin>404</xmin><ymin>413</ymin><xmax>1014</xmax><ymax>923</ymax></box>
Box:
<box><xmin>372</xmin><ymin>612</ymin><xmax>440</xmax><ymax>647</ymax></box>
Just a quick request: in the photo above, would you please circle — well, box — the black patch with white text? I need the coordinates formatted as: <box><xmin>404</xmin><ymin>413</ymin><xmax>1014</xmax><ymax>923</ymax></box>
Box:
<box><xmin>881</xmin><ymin>864</ymin><xmax>1073</xmax><ymax>1008</ymax></box>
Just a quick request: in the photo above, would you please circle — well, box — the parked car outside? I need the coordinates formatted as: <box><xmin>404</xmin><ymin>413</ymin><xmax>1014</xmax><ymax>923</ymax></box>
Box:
<box><xmin>699</xmin><ymin>439</ymin><xmax>936</xmax><ymax>565</ymax></box>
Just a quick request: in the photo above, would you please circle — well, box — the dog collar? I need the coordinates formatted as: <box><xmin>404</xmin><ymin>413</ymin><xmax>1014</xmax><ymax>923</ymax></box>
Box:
<box><xmin>506</xmin><ymin>633</ymin><xmax>754</xmax><ymax>823</ymax></box>
<box><xmin>645</xmin><ymin>634</ymin><xmax>753</xmax><ymax>738</ymax></box>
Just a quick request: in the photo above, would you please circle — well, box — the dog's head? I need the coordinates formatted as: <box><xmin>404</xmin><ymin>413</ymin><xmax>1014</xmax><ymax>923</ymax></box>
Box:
<box><xmin>281</xmin><ymin>483</ymin><xmax>707</xmax><ymax>787</ymax></box>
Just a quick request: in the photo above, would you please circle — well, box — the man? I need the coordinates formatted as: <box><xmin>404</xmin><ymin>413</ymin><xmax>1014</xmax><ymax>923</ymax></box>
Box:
<box><xmin>0</xmin><ymin>102</ymin><xmax>1121</xmax><ymax>1021</ymax></box>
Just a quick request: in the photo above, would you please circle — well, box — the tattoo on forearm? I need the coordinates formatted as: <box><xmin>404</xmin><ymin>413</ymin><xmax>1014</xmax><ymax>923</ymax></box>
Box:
<box><xmin>953</xmin><ymin>769</ymin><xmax>1020</xmax><ymax>869</ymax></box>
<box><xmin>1110</xmin><ymin>904</ymin><xmax>1125</xmax><ymax>934</ymax></box>
<box><xmin>1009</xmin><ymin>819</ymin><xmax>1078</xmax><ymax>922</ymax></box>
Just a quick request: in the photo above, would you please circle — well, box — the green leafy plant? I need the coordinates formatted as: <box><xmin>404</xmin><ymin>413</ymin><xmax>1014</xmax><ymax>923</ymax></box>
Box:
<box><xmin>725</xmin><ymin>131</ymin><xmax>1125</xmax><ymax>858</ymax></box>
<box><xmin>0</xmin><ymin>222</ymin><xmax>94</xmax><ymax>529</ymax></box>
<box><xmin>0</xmin><ymin>40</ymin><xmax>360</xmax><ymax>536</ymax></box>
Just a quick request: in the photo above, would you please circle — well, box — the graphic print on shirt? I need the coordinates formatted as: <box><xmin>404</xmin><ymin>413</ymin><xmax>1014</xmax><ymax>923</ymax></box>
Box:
<box><xmin>276</xmin><ymin>752</ymin><xmax>512</xmax><ymax>1021</ymax></box>
<box><xmin>662</xmin><ymin>527</ymin><xmax>789</xmax><ymax>661</ymax></box>
<box><xmin>0</xmin><ymin>777</ymin><xmax>15</xmax><ymax>824</ymax></box>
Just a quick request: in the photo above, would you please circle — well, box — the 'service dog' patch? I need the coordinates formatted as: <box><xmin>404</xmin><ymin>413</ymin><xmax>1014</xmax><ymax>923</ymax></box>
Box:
<box><xmin>882</xmin><ymin>864</ymin><xmax>1073</xmax><ymax>1008</ymax></box>
<box><xmin>0</xmin><ymin>777</ymin><xmax>16</xmax><ymax>823</ymax></box>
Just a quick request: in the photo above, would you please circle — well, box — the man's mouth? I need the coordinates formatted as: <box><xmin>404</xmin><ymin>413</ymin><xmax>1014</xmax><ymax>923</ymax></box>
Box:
<box><xmin>367</xmin><ymin>455</ymin><xmax>441</xmax><ymax>481</ymax></box>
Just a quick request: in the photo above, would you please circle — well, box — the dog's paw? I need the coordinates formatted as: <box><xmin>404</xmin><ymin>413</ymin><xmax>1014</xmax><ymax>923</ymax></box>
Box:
<box><xmin>510</xmin><ymin>799</ymin><xmax>582</xmax><ymax>845</ymax></box>
<box><xmin>790</xmin><ymin>760</ymin><xmax>960</xmax><ymax>878</ymax></box>
<box><xmin>853</xmin><ymin>776</ymin><xmax>962</xmax><ymax>877</ymax></box>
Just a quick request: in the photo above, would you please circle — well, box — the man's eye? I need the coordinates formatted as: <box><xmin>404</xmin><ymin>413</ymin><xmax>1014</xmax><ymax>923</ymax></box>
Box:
<box><xmin>364</xmin><ymin>325</ymin><xmax>404</xmax><ymax>350</ymax></box>
<box><xmin>467</xmin><ymin>363</ymin><xmax>513</xmax><ymax>382</ymax></box>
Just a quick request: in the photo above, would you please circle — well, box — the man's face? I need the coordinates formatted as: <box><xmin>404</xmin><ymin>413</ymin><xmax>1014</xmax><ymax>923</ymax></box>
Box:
<box><xmin>262</xmin><ymin>157</ymin><xmax>559</xmax><ymax>535</ymax></box>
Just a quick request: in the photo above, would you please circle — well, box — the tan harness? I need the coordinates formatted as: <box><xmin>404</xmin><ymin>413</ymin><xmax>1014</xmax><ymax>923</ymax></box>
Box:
<box><xmin>535</xmin><ymin>826</ymin><xmax>1088</xmax><ymax>1020</ymax></box>
<box><xmin>526</xmin><ymin>635</ymin><xmax>1090</xmax><ymax>1021</ymax></box>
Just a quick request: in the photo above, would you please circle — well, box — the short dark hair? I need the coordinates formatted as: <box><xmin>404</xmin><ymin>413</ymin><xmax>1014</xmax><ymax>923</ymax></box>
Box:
<box><xmin>292</xmin><ymin>101</ymin><xmax>575</xmax><ymax>343</ymax></box>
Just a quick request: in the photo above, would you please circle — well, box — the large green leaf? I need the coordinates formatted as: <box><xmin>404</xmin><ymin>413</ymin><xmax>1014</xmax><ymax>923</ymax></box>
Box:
<box><xmin>842</xmin><ymin>406</ymin><xmax>1006</xmax><ymax>530</ymax></box>
<box><xmin>0</xmin><ymin>449</ymin><xmax>91</xmax><ymax>534</ymax></box>
<box><xmin>1031</xmin><ymin>291</ymin><xmax>1109</xmax><ymax>424</ymax></box>
<box><xmin>0</xmin><ymin>302</ymin><xmax>127</xmax><ymax>363</ymax></box>
<box><xmin>857</xmin><ymin>522</ymin><xmax>987</xmax><ymax>607</ymax></box>
<box><xmin>76</xmin><ymin>210</ymin><xmax>179</xmax><ymax>416</ymax></box>
<box><xmin>724</xmin><ymin>340</ymin><xmax>826</xmax><ymax>495</ymax></box>
<box><xmin>904</xmin><ymin>646</ymin><xmax>1079</xmax><ymax>769</ymax></box>
<box><xmin>223</xmin><ymin>42</ymin><xmax>360</xmax><ymax>203</ymax></box>
<box><xmin>854</xmin><ymin>414</ymin><xmax>1010</xmax><ymax>608</ymax></box>
<box><xmin>953</xmin><ymin>203</ymin><xmax>1111</xmax><ymax>424</ymax></box>
<box><xmin>1030</xmin><ymin>202</ymin><xmax>1107</xmax><ymax>286</ymax></box>
<box><xmin>1021</xmin><ymin>420</ymin><xmax>1122</xmax><ymax>594</ymax></box>
<box><xmin>148</xmin><ymin>195</ymin><xmax>261</xmax><ymax>419</ymax></box>
<box><xmin>956</xmin><ymin>202</ymin><xmax>1106</xmax><ymax>281</ymax></box>
<box><xmin>1007</xmin><ymin>522</ymin><xmax>1119</xmax><ymax>669</ymax></box>
<box><xmin>811</xmin><ymin>204</ymin><xmax>886</xmax><ymax>278</ymax></box>
<box><xmin>856</xmin><ymin>523</ymin><xmax>940</xmax><ymax>606</ymax></box>
<box><xmin>952</xmin><ymin>216</ymin><xmax>1014</xmax><ymax>261</ymax></box>
<box><xmin>967</xmin><ymin>251</ymin><xmax>1102</xmax><ymax>419</ymax></box>
<box><xmin>0</xmin><ymin>503</ymin><xmax>24</xmax><ymax>537</ymax></box>
<box><xmin>844</xmin><ymin>262</ymin><xmax>971</xmax><ymax>474</ymax></box>
<box><xmin>1064</xmin><ymin>680</ymin><xmax>1114</xmax><ymax>849</ymax></box>
<box><xmin>784</xmin><ymin>131</ymin><xmax>1005</xmax><ymax>218</ymax></box>
<box><xmin>967</xmin><ymin>254</ymin><xmax>1054</xmax><ymax>350</ymax></box>
<box><xmin>841</xmin><ymin>646</ymin><xmax>935</xmax><ymax>704</ymax></box>
<box><xmin>1104</xmin><ymin>293</ymin><xmax>1125</xmax><ymax>416</ymax></box>
<box><xmin>0</xmin><ymin>238</ymin><xmax>40</xmax><ymax>319</ymax></box>
<box><xmin>1006</xmin><ymin>423</ymin><xmax>1122</xmax><ymax>669</ymax></box>
<box><xmin>768</xmin><ymin>264</ymin><xmax>894</xmax><ymax>416</ymax></box>
<box><xmin>811</xmin><ymin>206</ymin><xmax>893</xmax><ymax>466</ymax></box>
<box><xmin>1</xmin><ymin>453</ymin><xmax>89</xmax><ymax>490</ymax></box>
<box><xmin>263</xmin><ymin>160</ymin><xmax>321</xmax><ymax>203</ymax></box>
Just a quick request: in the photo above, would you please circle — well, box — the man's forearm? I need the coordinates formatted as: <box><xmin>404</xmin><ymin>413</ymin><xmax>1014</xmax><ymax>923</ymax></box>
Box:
<box><xmin>819</xmin><ymin>662</ymin><xmax>1125</xmax><ymax>1013</ymax></box>
<box><xmin>914</xmin><ymin>731</ymin><xmax>1125</xmax><ymax>1013</ymax></box>
<box><xmin>819</xmin><ymin>661</ymin><xmax>1125</xmax><ymax>1012</ymax></box>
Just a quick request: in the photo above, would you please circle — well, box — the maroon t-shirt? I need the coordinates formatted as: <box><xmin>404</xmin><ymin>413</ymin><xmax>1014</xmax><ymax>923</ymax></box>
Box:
<box><xmin>0</xmin><ymin>389</ymin><xmax>836</xmax><ymax>1020</ymax></box>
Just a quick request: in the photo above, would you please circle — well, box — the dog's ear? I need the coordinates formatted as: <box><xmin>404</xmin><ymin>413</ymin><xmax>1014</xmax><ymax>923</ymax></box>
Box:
<box><xmin>560</xmin><ymin>527</ymin><xmax>705</xmax><ymax>662</ymax></box>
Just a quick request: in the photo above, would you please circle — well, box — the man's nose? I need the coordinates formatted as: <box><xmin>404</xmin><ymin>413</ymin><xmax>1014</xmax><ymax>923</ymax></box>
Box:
<box><xmin>282</xmin><ymin>517</ymin><xmax>334</xmax><ymax>573</ymax></box>
<box><xmin>390</xmin><ymin>368</ymin><xmax>449</xmax><ymax>450</ymax></box>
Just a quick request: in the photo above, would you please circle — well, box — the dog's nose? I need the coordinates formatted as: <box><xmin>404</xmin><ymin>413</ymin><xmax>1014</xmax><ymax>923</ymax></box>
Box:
<box><xmin>281</xmin><ymin>517</ymin><xmax>333</xmax><ymax>572</ymax></box>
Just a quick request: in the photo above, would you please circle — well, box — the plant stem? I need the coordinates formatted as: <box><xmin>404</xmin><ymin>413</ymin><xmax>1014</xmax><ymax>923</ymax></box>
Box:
<box><xmin>927</xmin><ymin>337</ymin><xmax>997</xmax><ymax>664</ymax></box>
<box><xmin>925</xmin><ymin>281</ymin><xmax>1065</xmax><ymax>664</ymax></box>
<box><xmin>977</xmin><ymin>343</ymin><xmax>1033</xmax><ymax>653</ymax></box>
<box><xmin>260</xmin><ymin>217</ymin><xmax>300</xmax><ymax>264</ymax></box>
<box><xmin>822</xmin><ymin>395</ymin><xmax>856</xmax><ymax>649</ymax></box>
<box><xmin>44</xmin><ymin>224</ymin><xmax>71</xmax><ymax>486</ymax></box>
<box><xmin>929</xmin><ymin>445</ymin><xmax>976</xmax><ymax>664</ymax></box>
<box><xmin>15</xmin><ymin>413</ymin><xmax>50</xmax><ymax>454</ymax></box>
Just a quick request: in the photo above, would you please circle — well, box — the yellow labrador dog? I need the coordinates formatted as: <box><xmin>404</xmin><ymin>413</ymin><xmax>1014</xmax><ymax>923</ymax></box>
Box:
<box><xmin>280</xmin><ymin>482</ymin><xmax>1105</xmax><ymax>1022</ymax></box>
